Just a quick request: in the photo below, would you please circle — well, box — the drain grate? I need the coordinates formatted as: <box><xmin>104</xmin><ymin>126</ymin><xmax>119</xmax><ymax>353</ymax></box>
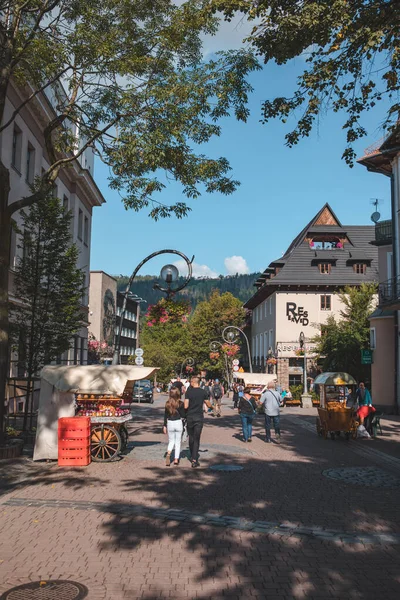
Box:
<box><xmin>0</xmin><ymin>580</ymin><xmax>88</xmax><ymax>600</ymax></box>
<box><xmin>323</xmin><ymin>466</ymin><xmax>400</xmax><ymax>488</ymax></box>
<box><xmin>209</xmin><ymin>464</ymin><xmax>243</xmax><ymax>472</ymax></box>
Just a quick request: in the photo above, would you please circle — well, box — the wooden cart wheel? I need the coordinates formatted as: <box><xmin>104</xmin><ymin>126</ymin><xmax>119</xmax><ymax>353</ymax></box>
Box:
<box><xmin>91</xmin><ymin>425</ymin><xmax>121</xmax><ymax>462</ymax></box>
<box><xmin>119</xmin><ymin>425</ymin><xmax>128</xmax><ymax>451</ymax></box>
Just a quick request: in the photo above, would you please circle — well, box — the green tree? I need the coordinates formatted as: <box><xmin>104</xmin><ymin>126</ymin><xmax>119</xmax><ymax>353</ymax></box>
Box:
<box><xmin>0</xmin><ymin>0</ymin><xmax>260</xmax><ymax>437</ymax></box>
<box><xmin>213</xmin><ymin>0</ymin><xmax>399</xmax><ymax>164</ymax></box>
<box><xmin>139</xmin><ymin>300</ymin><xmax>192</xmax><ymax>382</ymax></box>
<box><xmin>11</xmin><ymin>192</ymin><xmax>85</xmax><ymax>430</ymax></box>
<box><xmin>312</xmin><ymin>283</ymin><xmax>377</xmax><ymax>382</ymax></box>
<box><xmin>188</xmin><ymin>290</ymin><xmax>246</xmax><ymax>375</ymax></box>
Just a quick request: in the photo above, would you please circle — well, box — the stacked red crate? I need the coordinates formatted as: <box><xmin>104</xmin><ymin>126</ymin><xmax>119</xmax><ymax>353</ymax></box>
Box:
<box><xmin>58</xmin><ymin>416</ymin><xmax>91</xmax><ymax>466</ymax></box>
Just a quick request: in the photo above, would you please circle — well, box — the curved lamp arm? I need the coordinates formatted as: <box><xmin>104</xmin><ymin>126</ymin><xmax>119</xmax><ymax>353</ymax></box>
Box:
<box><xmin>113</xmin><ymin>249</ymin><xmax>194</xmax><ymax>365</ymax></box>
<box><xmin>222</xmin><ymin>326</ymin><xmax>253</xmax><ymax>374</ymax></box>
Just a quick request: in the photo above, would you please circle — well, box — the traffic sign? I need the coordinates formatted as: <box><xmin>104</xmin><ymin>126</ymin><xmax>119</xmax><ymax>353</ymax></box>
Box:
<box><xmin>361</xmin><ymin>349</ymin><xmax>373</xmax><ymax>364</ymax></box>
<box><xmin>232</xmin><ymin>359</ymin><xmax>239</xmax><ymax>366</ymax></box>
<box><xmin>135</xmin><ymin>356</ymin><xmax>144</xmax><ymax>366</ymax></box>
<box><xmin>135</xmin><ymin>348</ymin><xmax>144</xmax><ymax>357</ymax></box>
<box><xmin>233</xmin><ymin>365</ymin><xmax>239</xmax><ymax>372</ymax></box>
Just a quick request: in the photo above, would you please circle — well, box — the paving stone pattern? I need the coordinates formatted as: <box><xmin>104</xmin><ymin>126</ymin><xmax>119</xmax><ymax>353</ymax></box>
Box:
<box><xmin>3</xmin><ymin>496</ymin><xmax>400</xmax><ymax>545</ymax></box>
<box><xmin>1</xmin><ymin>400</ymin><xmax>400</xmax><ymax>599</ymax></box>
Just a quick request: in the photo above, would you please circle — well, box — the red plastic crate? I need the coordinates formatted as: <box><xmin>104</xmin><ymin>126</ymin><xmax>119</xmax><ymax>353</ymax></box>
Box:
<box><xmin>58</xmin><ymin>416</ymin><xmax>91</xmax><ymax>429</ymax></box>
<box><xmin>58</xmin><ymin>428</ymin><xmax>91</xmax><ymax>440</ymax></box>
<box><xmin>58</xmin><ymin>440</ymin><xmax>90</xmax><ymax>452</ymax></box>
<box><xmin>58</xmin><ymin>446</ymin><xmax>90</xmax><ymax>458</ymax></box>
<box><xmin>58</xmin><ymin>453</ymin><xmax>91</xmax><ymax>467</ymax></box>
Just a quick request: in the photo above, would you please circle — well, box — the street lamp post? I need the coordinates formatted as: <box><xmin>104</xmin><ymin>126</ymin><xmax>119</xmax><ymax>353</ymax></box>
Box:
<box><xmin>299</xmin><ymin>331</ymin><xmax>312</xmax><ymax>408</ymax></box>
<box><xmin>210</xmin><ymin>341</ymin><xmax>230</xmax><ymax>387</ymax></box>
<box><xmin>180</xmin><ymin>357</ymin><xmax>195</xmax><ymax>378</ymax></box>
<box><xmin>113</xmin><ymin>250</ymin><xmax>194</xmax><ymax>365</ymax></box>
<box><xmin>222</xmin><ymin>326</ymin><xmax>253</xmax><ymax>373</ymax></box>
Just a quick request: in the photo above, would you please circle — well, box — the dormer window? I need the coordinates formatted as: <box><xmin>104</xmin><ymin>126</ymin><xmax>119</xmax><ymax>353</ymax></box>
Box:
<box><xmin>354</xmin><ymin>263</ymin><xmax>366</xmax><ymax>274</ymax></box>
<box><xmin>319</xmin><ymin>263</ymin><xmax>331</xmax><ymax>274</ymax></box>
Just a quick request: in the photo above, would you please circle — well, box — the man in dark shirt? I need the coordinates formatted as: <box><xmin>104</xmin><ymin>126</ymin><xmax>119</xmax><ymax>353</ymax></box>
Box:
<box><xmin>184</xmin><ymin>376</ymin><xmax>211</xmax><ymax>468</ymax></box>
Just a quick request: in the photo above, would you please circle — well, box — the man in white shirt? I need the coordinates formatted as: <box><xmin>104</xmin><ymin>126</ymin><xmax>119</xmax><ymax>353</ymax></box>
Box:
<box><xmin>260</xmin><ymin>381</ymin><xmax>282</xmax><ymax>443</ymax></box>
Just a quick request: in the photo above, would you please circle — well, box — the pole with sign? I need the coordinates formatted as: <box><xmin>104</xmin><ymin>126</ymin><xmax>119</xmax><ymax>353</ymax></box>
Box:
<box><xmin>135</xmin><ymin>348</ymin><xmax>144</xmax><ymax>402</ymax></box>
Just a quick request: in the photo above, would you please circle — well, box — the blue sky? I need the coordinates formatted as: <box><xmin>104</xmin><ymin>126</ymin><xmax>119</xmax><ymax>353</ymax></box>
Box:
<box><xmin>90</xmin><ymin>20</ymin><xmax>391</xmax><ymax>280</ymax></box>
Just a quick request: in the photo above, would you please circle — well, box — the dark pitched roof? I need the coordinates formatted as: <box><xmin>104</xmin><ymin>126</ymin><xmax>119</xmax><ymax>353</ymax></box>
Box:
<box><xmin>245</xmin><ymin>205</ymin><xmax>378</xmax><ymax>309</ymax></box>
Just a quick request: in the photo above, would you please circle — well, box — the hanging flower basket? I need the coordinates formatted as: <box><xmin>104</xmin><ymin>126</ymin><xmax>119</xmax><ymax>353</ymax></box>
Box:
<box><xmin>209</xmin><ymin>352</ymin><xmax>220</xmax><ymax>360</ymax></box>
<box><xmin>295</xmin><ymin>348</ymin><xmax>305</xmax><ymax>356</ymax></box>
<box><xmin>266</xmin><ymin>357</ymin><xmax>277</xmax><ymax>365</ymax></box>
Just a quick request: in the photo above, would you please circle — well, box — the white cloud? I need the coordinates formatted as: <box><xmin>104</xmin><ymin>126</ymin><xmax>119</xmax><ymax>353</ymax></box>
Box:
<box><xmin>224</xmin><ymin>256</ymin><xmax>250</xmax><ymax>275</ymax></box>
<box><xmin>174</xmin><ymin>259</ymin><xmax>219</xmax><ymax>279</ymax></box>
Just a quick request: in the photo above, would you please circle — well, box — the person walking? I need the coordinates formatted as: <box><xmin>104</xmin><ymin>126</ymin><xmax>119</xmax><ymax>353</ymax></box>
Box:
<box><xmin>211</xmin><ymin>379</ymin><xmax>224</xmax><ymax>417</ymax></box>
<box><xmin>238</xmin><ymin>387</ymin><xmax>257</xmax><ymax>442</ymax></box>
<box><xmin>184</xmin><ymin>376</ymin><xmax>211</xmax><ymax>468</ymax></box>
<box><xmin>355</xmin><ymin>381</ymin><xmax>375</xmax><ymax>433</ymax></box>
<box><xmin>171</xmin><ymin>376</ymin><xmax>184</xmax><ymax>398</ymax></box>
<box><xmin>261</xmin><ymin>381</ymin><xmax>282</xmax><ymax>443</ymax></box>
<box><xmin>163</xmin><ymin>388</ymin><xmax>186</xmax><ymax>466</ymax></box>
<box><xmin>232</xmin><ymin>383</ymin><xmax>239</xmax><ymax>409</ymax></box>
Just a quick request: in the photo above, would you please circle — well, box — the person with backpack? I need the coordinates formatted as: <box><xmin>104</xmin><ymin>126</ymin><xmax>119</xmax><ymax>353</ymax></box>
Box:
<box><xmin>260</xmin><ymin>380</ymin><xmax>282</xmax><ymax>443</ymax></box>
<box><xmin>238</xmin><ymin>387</ymin><xmax>258</xmax><ymax>442</ymax></box>
<box><xmin>212</xmin><ymin>379</ymin><xmax>224</xmax><ymax>417</ymax></box>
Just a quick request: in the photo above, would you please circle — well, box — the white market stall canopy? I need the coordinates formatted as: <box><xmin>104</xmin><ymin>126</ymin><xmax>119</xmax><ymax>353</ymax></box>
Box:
<box><xmin>33</xmin><ymin>365</ymin><xmax>159</xmax><ymax>461</ymax></box>
<box><xmin>40</xmin><ymin>364</ymin><xmax>159</xmax><ymax>394</ymax></box>
<box><xmin>314</xmin><ymin>372</ymin><xmax>357</xmax><ymax>387</ymax></box>
<box><xmin>233</xmin><ymin>372</ymin><xmax>276</xmax><ymax>387</ymax></box>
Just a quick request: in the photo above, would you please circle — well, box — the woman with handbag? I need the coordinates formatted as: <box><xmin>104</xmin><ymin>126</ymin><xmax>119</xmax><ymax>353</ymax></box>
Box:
<box><xmin>237</xmin><ymin>387</ymin><xmax>258</xmax><ymax>443</ymax></box>
<box><xmin>163</xmin><ymin>388</ymin><xmax>186</xmax><ymax>466</ymax></box>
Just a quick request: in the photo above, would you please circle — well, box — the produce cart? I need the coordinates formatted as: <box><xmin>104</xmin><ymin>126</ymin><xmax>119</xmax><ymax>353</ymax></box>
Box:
<box><xmin>75</xmin><ymin>392</ymin><xmax>133</xmax><ymax>461</ymax></box>
<box><xmin>33</xmin><ymin>365</ymin><xmax>159</xmax><ymax>462</ymax></box>
<box><xmin>314</xmin><ymin>372</ymin><xmax>358</xmax><ymax>440</ymax></box>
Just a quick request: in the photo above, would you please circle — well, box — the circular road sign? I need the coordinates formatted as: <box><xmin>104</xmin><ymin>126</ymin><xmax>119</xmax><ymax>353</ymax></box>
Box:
<box><xmin>135</xmin><ymin>356</ymin><xmax>144</xmax><ymax>366</ymax></box>
<box><xmin>233</xmin><ymin>365</ymin><xmax>239</xmax><ymax>372</ymax></box>
<box><xmin>232</xmin><ymin>359</ymin><xmax>239</xmax><ymax>366</ymax></box>
<box><xmin>135</xmin><ymin>348</ymin><xmax>144</xmax><ymax>357</ymax></box>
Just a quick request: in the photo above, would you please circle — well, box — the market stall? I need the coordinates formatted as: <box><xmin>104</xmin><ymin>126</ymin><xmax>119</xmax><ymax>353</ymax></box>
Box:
<box><xmin>233</xmin><ymin>372</ymin><xmax>276</xmax><ymax>400</ymax></box>
<box><xmin>314</xmin><ymin>372</ymin><xmax>358</xmax><ymax>440</ymax></box>
<box><xmin>33</xmin><ymin>365</ymin><xmax>159</xmax><ymax>462</ymax></box>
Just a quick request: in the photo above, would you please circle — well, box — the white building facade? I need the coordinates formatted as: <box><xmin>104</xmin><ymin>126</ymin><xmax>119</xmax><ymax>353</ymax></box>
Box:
<box><xmin>3</xmin><ymin>80</ymin><xmax>105</xmax><ymax>375</ymax></box>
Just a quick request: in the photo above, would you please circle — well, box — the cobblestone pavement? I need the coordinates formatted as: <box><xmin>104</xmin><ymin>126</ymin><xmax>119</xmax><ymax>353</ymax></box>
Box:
<box><xmin>0</xmin><ymin>394</ymin><xmax>400</xmax><ymax>599</ymax></box>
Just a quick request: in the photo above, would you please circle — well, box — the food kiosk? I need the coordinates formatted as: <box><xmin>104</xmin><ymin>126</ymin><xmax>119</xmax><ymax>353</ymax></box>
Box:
<box><xmin>314</xmin><ymin>372</ymin><xmax>358</xmax><ymax>440</ymax></box>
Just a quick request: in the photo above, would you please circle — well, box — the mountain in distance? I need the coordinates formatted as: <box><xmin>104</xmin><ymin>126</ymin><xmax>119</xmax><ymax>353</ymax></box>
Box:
<box><xmin>116</xmin><ymin>272</ymin><xmax>260</xmax><ymax>309</ymax></box>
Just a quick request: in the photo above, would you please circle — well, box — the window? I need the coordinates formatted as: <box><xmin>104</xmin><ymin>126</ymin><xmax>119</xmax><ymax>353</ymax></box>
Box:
<box><xmin>269</xmin><ymin>329</ymin><xmax>274</xmax><ymax>350</ymax></box>
<box><xmin>259</xmin><ymin>303</ymin><xmax>262</xmax><ymax>321</ymax></box>
<box><xmin>26</xmin><ymin>144</ymin><xmax>35</xmax><ymax>184</ymax></box>
<box><xmin>269</xmin><ymin>297</ymin><xmax>272</xmax><ymax>314</ymax></box>
<box><xmin>319</xmin><ymin>263</ymin><xmax>331</xmax><ymax>274</ymax></box>
<box><xmin>289</xmin><ymin>374</ymin><xmax>302</xmax><ymax>386</ymax></box>
<box><xmin>12</xmin><ymin>126</ymin><xmax>22</xmax><ymax>171</ymax></box>
<box><xmin>63</xmin><ymin>195</ymin><xmax>69</xmax><ymax>212</ymax></box>
<box><xmin>289</xmin><ymin>358</ymin><xmax>303</xmax><ymax>367</ymax></box>
<box><xmin>84</xmin><ymin>216</ymin><xmax>89</xmax><ymax>246</ymax></box>
<box><xmin>320</xmin><ymin>295</ymin><xmax>331</xmax><ymax>311</ymax></box>
<box><xmin>353</xmin><ymin>263</ymin><xmax>366</xmax><ymax>274</ymax></box>
<box><xmin>78</xmin><ymin>209</ymin><xmax>83</xmax><ymax>240</ymax></box>
<box><xmin>370</xmin><ymin>328</ymin><xmax>376</xmax><ymax>350</ymax></box>
<box><xmin>264</xmin><ymin>301</ymin><xmax>267</xmax><ymax>318</ymax></box>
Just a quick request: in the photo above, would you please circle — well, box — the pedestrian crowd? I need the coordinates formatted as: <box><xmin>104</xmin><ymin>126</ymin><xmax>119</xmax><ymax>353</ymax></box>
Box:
<box><xmin>162</xmin><ymin>376</ymin><xmax>377</xmax><ymax>466</ymax></box>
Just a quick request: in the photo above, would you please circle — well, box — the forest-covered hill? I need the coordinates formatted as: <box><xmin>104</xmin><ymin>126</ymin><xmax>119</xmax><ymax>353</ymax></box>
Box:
<box><xmin>116</xmin><ymin>272</ymin><xmax>260</xmax><ymax>308</ymax></box>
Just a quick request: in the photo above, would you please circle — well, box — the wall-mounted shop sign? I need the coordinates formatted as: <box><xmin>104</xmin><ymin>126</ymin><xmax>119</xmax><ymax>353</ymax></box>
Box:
<box><xmin>276</xmin><ymin>342</ymin><xmax>318</xmax><ymax>357</ymax></box>
<box><xmin>286</xmin><ymin>302</ymin><xmax>309</xmax><ymax>326</ymax></box>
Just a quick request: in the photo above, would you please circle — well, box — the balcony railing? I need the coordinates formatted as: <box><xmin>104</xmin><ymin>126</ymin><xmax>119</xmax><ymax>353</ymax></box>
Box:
<box><xmin>379</xmin><ymin>276</ymin><xmax>400</xmax><ymax>305</ymax></box>
<box><xmin>375</xmin><ymin>220</ymin><xmax>392</xmax><ymax>245</ymax></box>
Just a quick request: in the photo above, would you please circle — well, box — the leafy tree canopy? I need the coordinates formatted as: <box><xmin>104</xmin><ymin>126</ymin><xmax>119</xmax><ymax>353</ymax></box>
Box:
<box><xmin>212</xmin><ymin>0</ymin><xmax>400</xmax><ymax>165</ymax></box>
<box><xmin>312</xmin><ymin>283</ymin><xmax>377</xmax><ymax>381</ymax></box>
<box><xmin>1</xmin><ymin>0</ymin><xmax>260</xmax><ymax>218</ymax></box>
